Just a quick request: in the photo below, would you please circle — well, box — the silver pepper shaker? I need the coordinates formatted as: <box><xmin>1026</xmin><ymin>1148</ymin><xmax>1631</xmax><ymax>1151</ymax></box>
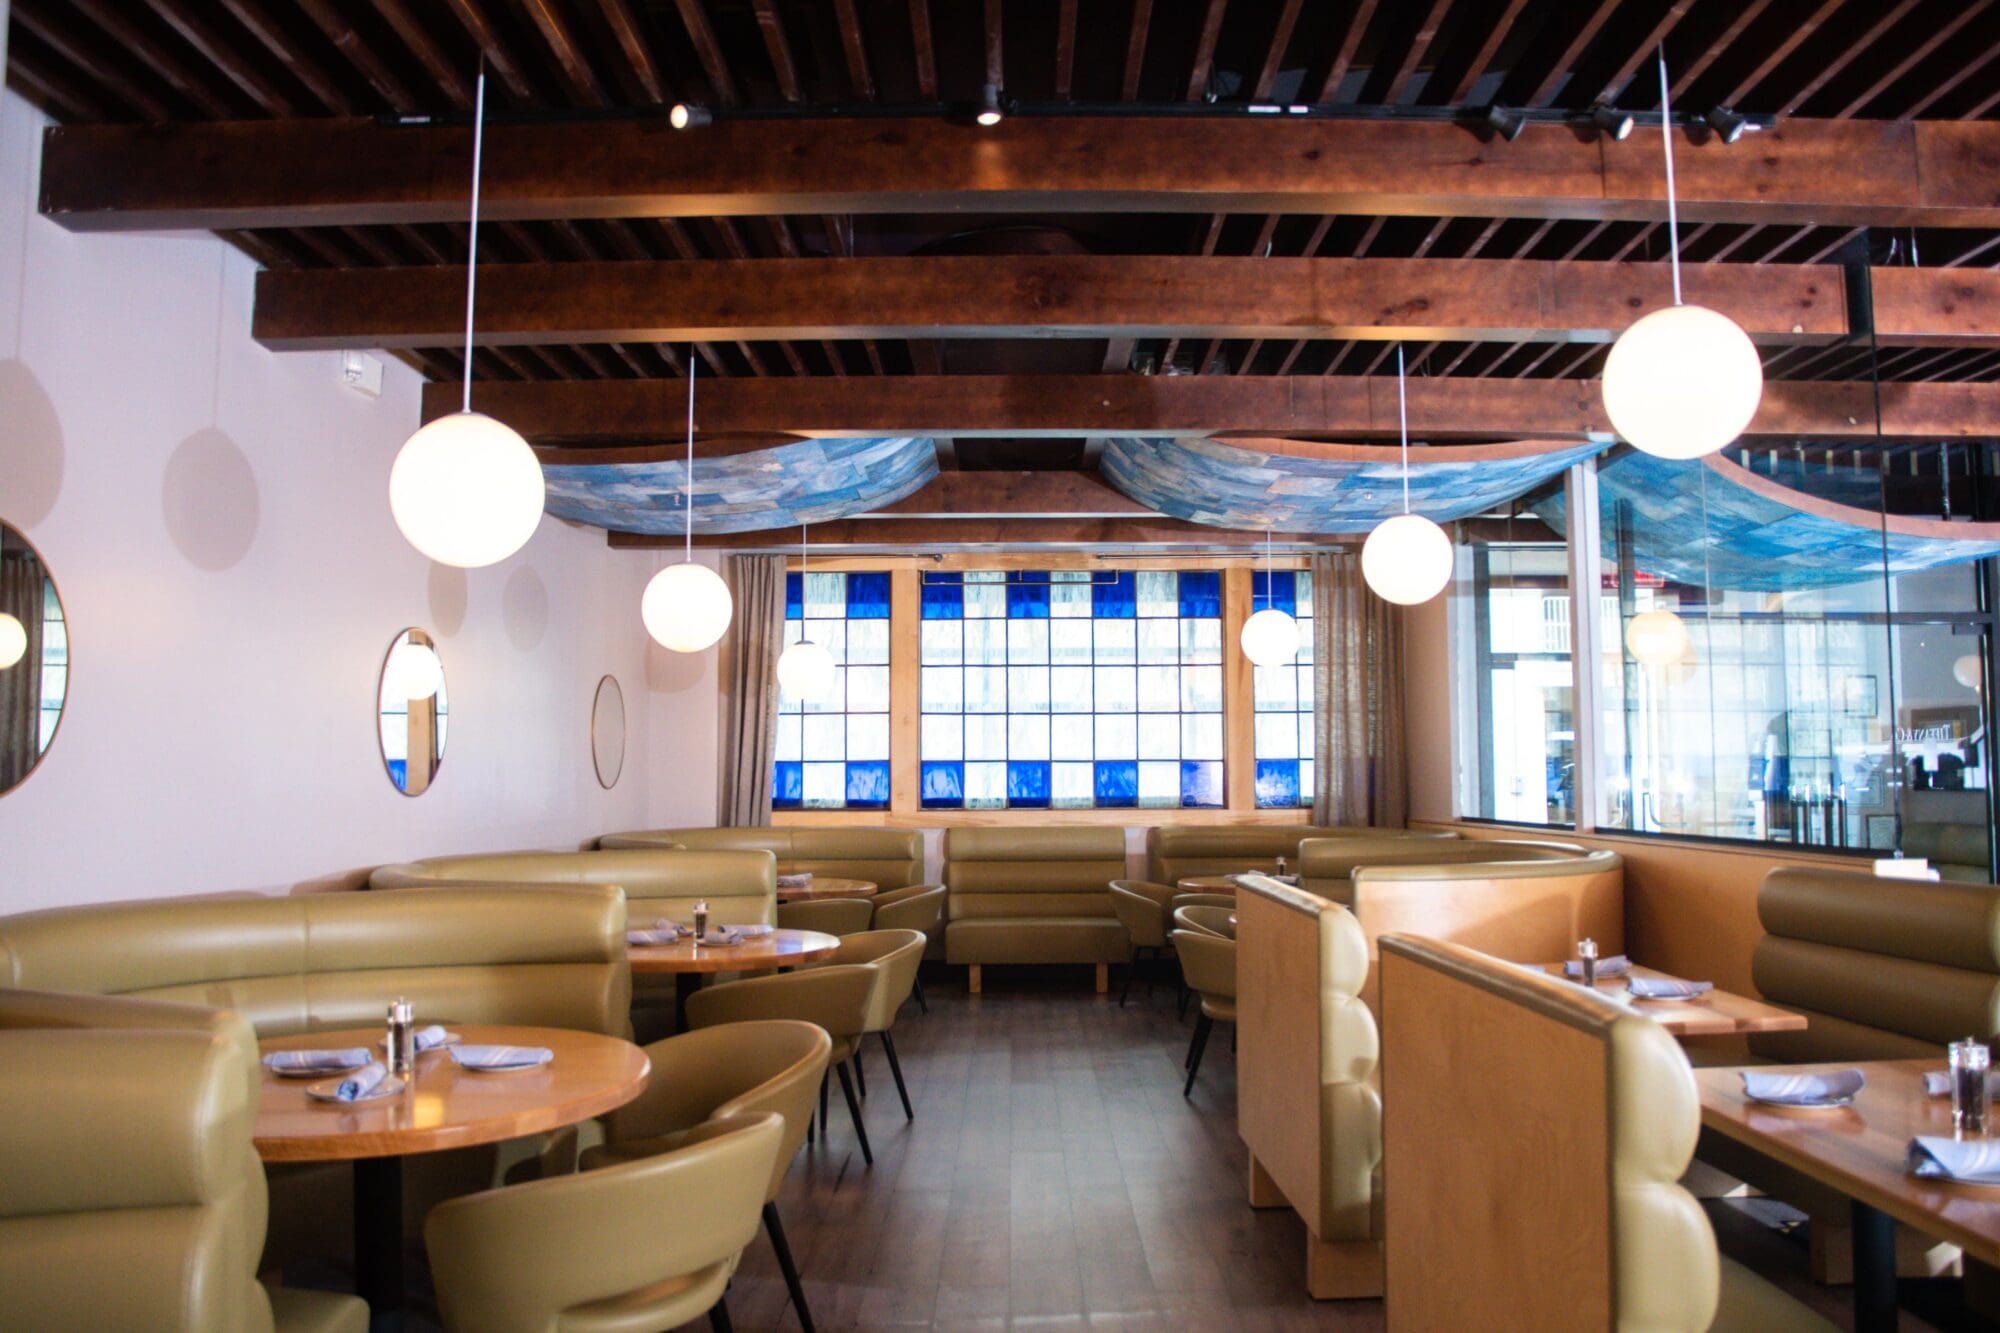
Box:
<box><xmin>1577</xmin><ymin>938</ymin><xmax>1598</xmax><ymax>989</ymax></box>
<box><xmin>693</xmin><ymin>898</ymin><xmax>709</xmax><ymax>944</ymax></box>
<box><xmin>386</xmin><ymin>997</ymin><xmax>414</xmax><ymax>1078</ymax></box>
<box><xmin>1275</xmin><ymin>856</ymin><xmax>1288</xmax><ymax>878</ymax></box>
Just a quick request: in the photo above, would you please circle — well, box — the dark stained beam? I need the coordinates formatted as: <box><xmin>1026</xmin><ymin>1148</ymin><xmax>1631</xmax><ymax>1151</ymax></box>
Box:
<box><xmin>422</xmin><ymin>374</ymin><xmax>2000</xmax><ymax>443</ymax></box>
<box><xmin>45</xmin><ymin>117</ymin><xmax>2000</xmax><ymax>231</ymax></box>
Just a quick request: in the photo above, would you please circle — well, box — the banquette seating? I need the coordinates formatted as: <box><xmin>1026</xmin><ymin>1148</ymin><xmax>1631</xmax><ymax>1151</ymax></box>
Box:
<box><xmin>369</xmin><ymin>848</ymin><xmax>778</xmax><ymax>927</ymax></box>
<box><xmin>1901</xmin><ymin>821</ymin><xmax>1992</xmax><ymax>884</ymax></box>
<box><xmin>942</xmin><ymin>826</ymin><xmax>1129</xmax><ymax>992</ymax></box>
<box><xmin>1143</xmin><ymin>823</ymin><xmax>1453</xmax><ymax>885</ymax></box>
<box><xmin>597</xmin><ymin>826</ymin><xmax>926</xmax><ymax>892</ymax></box>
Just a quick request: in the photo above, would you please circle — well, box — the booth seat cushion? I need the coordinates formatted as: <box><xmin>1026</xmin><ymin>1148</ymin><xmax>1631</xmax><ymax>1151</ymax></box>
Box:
<box><xmin>1297</xmin><ymin>836</ymin><xmax>1585</xmax><ymax>900</ymax></box>
<box><xmin>943</xmin><ymin>827</ymin><xmax>1128</xmax><ymax>968</ymax></box>
<box><xmin>596</xmin><ymin>827</ymin><xmax>924</xmax><ymax>891</ymax></box>
<box><xmin>370</xmin><ymin>849</ymin><xmax>776</xmax><ymax>927</ymax></box>
<box><xmin>1145</xmin><ymin>824</ymin><xmax>1455</xmax><ymax>885</ymax></box>
<box><xmin>945</xmin><ymin>918</ymin><xmax>1130</xmax><ymax>966</ymax></box>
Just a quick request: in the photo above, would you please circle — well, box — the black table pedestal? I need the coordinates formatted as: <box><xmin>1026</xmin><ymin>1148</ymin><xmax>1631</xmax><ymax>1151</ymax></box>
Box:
<box><xmin>354</xmin><ymin>1156</ymin><xmax>405</xmax><ymax>1332</ymax></box>
<box><xmin>1851</xmin><ymin>1199</ymin><xmax>1900</xmax><ymax>1332</ymax></box>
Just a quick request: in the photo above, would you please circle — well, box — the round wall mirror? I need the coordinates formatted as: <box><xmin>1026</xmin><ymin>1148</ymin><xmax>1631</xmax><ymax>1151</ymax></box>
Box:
<box><xmin>378</xmin><ymin>627</ymin><xmax>448</xmax><ymax>796</ymax></box>
<box><xmin>592</xmin><ymin>674</ymin><xmax>626</xmax><ymax>789</ymax></box>
<box><xmin>0</xmin><ymin>521</ymin><xmax>68</xmax><ymax>796</ymax></box>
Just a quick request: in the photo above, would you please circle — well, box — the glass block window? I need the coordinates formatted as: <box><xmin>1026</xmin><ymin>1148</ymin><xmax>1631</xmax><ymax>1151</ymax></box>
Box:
<box><xmin>774</xmin><ymin>571</ymin><xmax>892</xmax><ymax>810</ymax></box>
<box><xmin>918</xmin><ymin>570</ymin><xmax>1225</xmax><ymax>810</ymax></box>
<box><xmin>1251</xmin><ymin>570</ymin><xmax>1316</xmax><ymax>808</ymax></box>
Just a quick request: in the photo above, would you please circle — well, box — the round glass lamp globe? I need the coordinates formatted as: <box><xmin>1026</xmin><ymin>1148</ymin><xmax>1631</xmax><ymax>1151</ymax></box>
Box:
<box><xmin>1601</xmin><ymin>304</ymin><xmax>1763</xmax><ymax>460</ymax></box>
<box><xmin>389</xmin><ymin>411</ymin><xmax>546</xmax><ymax>568</ymax></box>
<box><xmin>1955</xmin><ymin>653</ymin><xmax>1984</xmax><ymax>692</ymax></box>
<box><xmin>777</xmin><ymin>639</ymin><xmax>837</xmax><ymax>701</ymax></box>
<box><xmin>1240</xmin><ymin>607</ymin><xmax>1301</xmax><ymax>667</ymax></box>
<box><xmin>1361</xmin><ymin>513</ymin><xmax>1453</xmax><ymax>606</ymax></box>
<box><xmin>642</xmin><ymin>561</ymin><xmax>734</xmax><ymax>652</ymax></box>
<box><xmin>384</xmin><ymin>640</ymin><xmax>444</xmax><ymax>700</ymax></box>
<box><xmin>0</xmin><ymin>612</ymin><xmax>24</xmax><ymax>670</ymax></box>
<box><xmin>1625</xmin><ymin>609</ymin><xmax>1691</xmax><ymax>668</ymax></box>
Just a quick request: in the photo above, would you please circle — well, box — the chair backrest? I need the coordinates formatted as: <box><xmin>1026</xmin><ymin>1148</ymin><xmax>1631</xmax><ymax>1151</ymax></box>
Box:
<box><xmin>0</xmin><ymin>886</ymin><xmax>629</xmax><ymax>1037</ymax></box>
<box><xmin>426</xmin><ymin>1112</ymin><xmax>783</xmax><ymax>1333</ymax></box>
<box><xmin>1147</xmin><ymin>825</ymin><xmax>1455</xmax><ymax>884</ymax></box>
<box><xmin>1109</xmin><ymin>880</ymin><xmax>1173</xmax><ymax>948</ymax></box>
<box><xmin>943</xmin><ymin>826</ymin><xmax>1127</xmax><ymax>921</ymax></box>
<box><xmin>597</xmin><ymin>827</ymin><xmax>925</xmax><ymax>891</ymax></box>
<box><xmin>1173</xmin><ymin>903</ymin><xmax>1236</xmax><ymax>939</ymax></box>
<box><xmin>1172</xmin><ymin>926</ymin><xmax>1236</xmax><ymax>1001</ymax></box>
<box><xmin>871</xmin><ymin>883</ymin><xmax>946</xmax><ymax>936</ymax></box>
<box><xmin>1233</xmin><ymin>876</ymin><xmax>1380</xmax><ymax>1247</ymax></box>
<box><xmin>777</xmin><ymin>897</ymin><xmax>876</xmax><ymax>936</ymax></box>
<box><xmin>371</xmin><ymin>849</ymin><xmax>777</xmax><ymax>926</ymax></box>
<box><xmin>823</xmin><ymin>929</ymin><xmax>927</xmax><ymax>1031</ymax></box>
<box><xmin>1168</xmin><ymin>891</ymin><xmax>1238</xmax><ymax>919</ymax></box>
<box><xmin>684</xmin><ymin>964</ymin><xmax>876</xmax><ymax>1043</ymax></box>
<box><xmin>0</xmin><ymin>989</ymin><xmax>277</xmax><ymax>1332</ymax></box>
<box><xmin>1378</xmin><ymin>934</ymin><xmax>1719</xmax><ymax>1331</ymax></box>
<box><xmin>1751</xmin><ymin>866</ymin><xmax>2000</xmax><ymax>1061</ymax></box>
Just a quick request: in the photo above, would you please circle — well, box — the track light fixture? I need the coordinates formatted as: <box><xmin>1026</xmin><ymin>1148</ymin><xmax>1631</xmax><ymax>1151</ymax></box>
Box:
<box><xmin>976</xmin><ymin>84</ymin><xmax>1005</xmax><ymax>127</ymax></box>
<box><xmin>1482</xmin><ymin>104</ymin><xmax>1527</xmax><ymax>141</ymax></box>
<box><xmin>1703</xmin><ymin>105</ymin><xmax>1756</xmax><ymax>145</ymax></box>
<box><xmin>1590</xmin><ymin>106</ymin><xmax>1635</xmax><ymax>141</ymax></box>
<box><xmin>669</xmin><ymin>102</ymin><xmax>712</xmax><ymax>130</ymax></box>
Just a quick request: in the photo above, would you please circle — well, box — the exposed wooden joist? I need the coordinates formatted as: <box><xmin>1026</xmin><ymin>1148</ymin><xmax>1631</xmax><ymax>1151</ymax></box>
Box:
<box><xmin>428</xmin><ymin>375</ymin><xmax>2000</xmax><ymax>443</ymax></box>
<box><xmin>42</xmin><ymin>117</ymin><xmax>2000</xmax><ymax>231</ymax></box>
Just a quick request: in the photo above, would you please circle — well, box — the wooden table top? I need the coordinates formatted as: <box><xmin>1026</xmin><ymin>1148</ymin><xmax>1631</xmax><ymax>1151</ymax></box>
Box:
<box><xmin>776</xmin><ymin>876</ymin><xmax>877</xmax><ymax>901</ymax></box>
<box><xmin>1697</xmin><ymin>1058</ymin><xmax>2000</xmax><ymax>1267</ymax></box>
<box><xmin>628</xmin><ymin>927</ymin><xmax>841</xmax><ymax>975</ymax></box>
<box><xmin>1537</xmin><ymin>964</ymin><xmax>1809</xmax><ymax>1038</ymax></box>
<box><xmin>255</xmin><ymin>1024</ymin><xmax>649</xmax><ymax>1163</ymax></box>
<box><xmin>1177</xmin><ymin>875</ymin><xmax>1247</xmax><ymax>894</ymax></box>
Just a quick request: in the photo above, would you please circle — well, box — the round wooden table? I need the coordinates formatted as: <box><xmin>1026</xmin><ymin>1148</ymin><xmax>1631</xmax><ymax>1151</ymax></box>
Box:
<box><xmin>629</xmin><ymin>927</ymin><xmax>842</xmax><ymax>1032</ymax></box>
<box><xmin>1176</xmin><ymin>875</ymin><xmax>1244</xmax><ymax>894</ymax></box>
<box><xmin>256</xmin><ymin>1024</ymin><xmax>649</xmax><ymax>1327</ymax></box>
<box><xmin>775</xmin><ymin>876</ymin><xmax>877</xmax><ymax>902</ymax></box>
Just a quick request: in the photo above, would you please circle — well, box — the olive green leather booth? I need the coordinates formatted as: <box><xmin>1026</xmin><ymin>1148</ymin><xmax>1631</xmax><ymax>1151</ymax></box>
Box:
<box><xmin>0</xmin><ymin>988</ymin><xmax>368</xmax><ymax>1333</ymax></box>
<box><xmin>370</xmin><ymin>848</ymin><xmax>778</xmax><ymax>928</ymax></box>
<box><xmin>1901</xmin><ymin>821</ymin><xmax>1992</xmax><ymax>884</ymax></box>
<box><xmin>943</xmin><ymin>827</ymin><xmax>1129</xmax><ymax>988</ymax></box>
<box><xmin>1144</xmin><ymin>824</ymin><xmax>1455</xmax><ymax>885</ymax></box>
<box><xmin>598</xmin><ymin>826</ymin><xmax>925</xmax><ymax>892</ymax></box>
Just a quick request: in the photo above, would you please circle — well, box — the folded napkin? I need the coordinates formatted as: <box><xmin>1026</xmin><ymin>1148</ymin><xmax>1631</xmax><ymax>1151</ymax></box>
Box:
<box><xmin>451</xmin><ymin>1044</ymin><xmax>554</xmax><ymax>1072</ymax></box>
<box><xmin>329</xmin><ymin>1061</ymin><xmax>389</xmax><ymax>1102</ymax></box>
<box><xmin>735</xmin><ymin>923</ymin><xmax>775</xmax><ymax>938</ymax></box>
<box><xmin>1628</xmin><ymin>977</ymin><xmax>1714</xmax><ymax>1001</ymax></box>
<box><xmin>412</xmin><ymin>1024</ymin><xmax>453</xmax><ymax>1052</ymax></box>
<box><xmin>696</xmin><ymin>926</ymin><xmax>744</xmax><ymax>946</ymax></box>
<box><xmin>1741</xmin><ymin>1069</ymin><xmax>1865</xmax><ymax>1105</ymax></box>
<box><xmin>626</xmin><ymin>924</ymin><xmax>687</xmax><ymax>946</ymax></box>
<box><xmin>1923</xmin><ymin>1070</ymin><xmax>2000</xmax><ymax>1098</ymax></box>
<box><xmin>263</xmin><ymin>1047</ymin><xmax>370</xmax><ymax>1075</ymax></box>
<box><xmin>1909</xmin><ymin>1135</ymin><xmax>2000</xmax><ymax>1185</ymax></box>
<box><xmin>1562</xmin><ymin>955</ymin><xmax>1632</xmax><ymax>979</ymax></box>
<box><xmin>776</xmin><ymin>872</ymin><xmax>815</xmax><ymax>889</ymax></box>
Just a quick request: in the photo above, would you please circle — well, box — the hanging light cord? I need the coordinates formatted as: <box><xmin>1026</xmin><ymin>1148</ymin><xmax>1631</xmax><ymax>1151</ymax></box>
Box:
<box><xmin>1397</xmin><ymin>343</ymin><xmax>1411</xmax><ymax>515</ymax></box>
<box><xmin>1262</xmin><ymin>524</ymin><xmax>1273</xmax><ymax>609</ymax></box>
<box><xmin>684</xmin><ymin>349</ymin><xmax>697</xmax><ymax>563</ymax></box>
<box><xmin>1657</xmin><ymin>45</ymin><xmax>1683</xmax><ymax>307</ymax></box>
<box><xmin>461</xmin><ymin>65</ymin><xmax>485</xmax><ymax>415</ymax></box>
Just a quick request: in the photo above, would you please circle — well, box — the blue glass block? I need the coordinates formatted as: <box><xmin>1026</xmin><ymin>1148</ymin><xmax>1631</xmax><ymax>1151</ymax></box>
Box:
<box><xmin>1092</xmin><ymin>571</ymin><xmax>1136</xmax><ymax>618</ymax></box>
<box><xmin>1252</xmin><ymin>570</ymin><xmax>1296</xmax><ymax>615</ymax></box>
<box><xmin>1094</xmin><ymin>760</ymin><xmax>1139</xmax><ymax>808</ymax></box>
<box><xmin>1180</xmin><ymin>759</ymin><xmax>1224</xmax><ymax>808</ymax></box>
<box><xmin>1254</xmin><ymin>759</ymin><xmax>1301</xmax><ymax>809</ymax></box>
<box><xmin>388</xmin><ymin>759</ymin><xmax>408</xmax><ymax>792</ymax></box>
<box><xmin>1178</xmin><ymin>571</ymin><xmax>1222</xmax><ymax>618</ymax></box>
<box><xmin>920</xmin><ymin>573</ymin><xmax>964</xmax><ymax>619</ymax></box>
<box><xmin>1006</xmin><ymin>573</ymin><xmax>1050</xmax><ymax>619</ymax></box>
<box><xmin>785</xmin><ymin>572</ymin><xmax>803</xmax><ymax>619</ymax></box>
<box><xmin>1006</xmin><ymin>760</ymin><xmax>1052</xmax><ymax>808</ymax></box>
<box><xmin>920</xmin><ymin>761</ymin><xmax>965</xmax><ymax>809</ymax></box>
<box><xmin>845</xmin><ymin>761</ymin><xmax>890</xmax><ymax>809</ymax></box>
<box><xmin>773</xmin><ymin>761</ymin><xmax>804</xmax><ymax>808</ymax></box>
<box><xmin>846</xmin><ymin>571</ymin><xmax>891</xmax><ymax>619</ymax></box>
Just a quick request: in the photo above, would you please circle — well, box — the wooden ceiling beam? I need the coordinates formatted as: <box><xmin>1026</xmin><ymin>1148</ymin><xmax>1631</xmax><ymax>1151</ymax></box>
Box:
<box><xmin>46</xmin><ymin>116</ymin><xmax>2000</xmax><ymax>232</ymax></box>
<box><xmin>418</xmin><ymin>374</ymin><xmax>2000</xmax><ymax>443</ymax></box>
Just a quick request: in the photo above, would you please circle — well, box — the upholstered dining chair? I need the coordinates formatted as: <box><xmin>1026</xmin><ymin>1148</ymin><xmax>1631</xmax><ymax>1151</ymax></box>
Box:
<box><xmin>869</xmin><ymin>884</ymin><xmax>947</xmax><ymax>1012</ymax></box>
<box><xmin>685</xmin><ymin>965</ymin><xmax>879</xmax><ymax>1165</ymax></box>
<box><xmin>425</xmin><ymin>1111</ymin><xmax>784</xmax><ymax>1333</ymax></box>
<box><xmin>1170</xmin><ymin>891</ymin><xmax>1239</xmax><ymax>920</ymax></box>
<box><xmin>1109</xmin><ymin>879</ymin><xmax>1177</xmax><ymax>1007</ymax></box>
<box><xmin>1173</xmin><ymin>903</ymin><xmax>1237</xmax><ymax>939</ymax></box>
<box><xmin>581</xmin><ymin>1021</ymin><xmax>831</xmax><ymax>1332</ymax></box>
<box><xmin>776</xmin><ymin>898</ymin><xmax>875</xmax><ymax>936</ymax></box>
<box><xmin>1171</xmin><ymin>921</ymin><xmax>1237</xmax><ymax>1096</ymax></box>
<box><xmin>808</xmin><ymin>929</ymin><xmax>927</xmax><ymax>1122</ymax></box>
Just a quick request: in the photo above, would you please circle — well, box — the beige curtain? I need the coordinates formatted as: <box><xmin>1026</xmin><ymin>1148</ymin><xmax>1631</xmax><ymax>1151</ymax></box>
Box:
<box><xmin>717</xmin><ymin>554</ymin><xmax>786</xmax><ymax>826</ymax></box>
<box><xmin>0</xmin><ymin>547</ymin><xmax>47</xmax><ymax>790</ymax></box>
<box><xmin>1311</xmin><ymin>549</ymin><xmax>1408</xmax><ymax>828</ymax></box>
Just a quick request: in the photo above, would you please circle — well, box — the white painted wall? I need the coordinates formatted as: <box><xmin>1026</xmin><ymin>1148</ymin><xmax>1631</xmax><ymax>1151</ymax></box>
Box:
<box><xmin>0</xmin><ymin>90</ymin><xmax>719</xmax><ymax>910</ymax></box>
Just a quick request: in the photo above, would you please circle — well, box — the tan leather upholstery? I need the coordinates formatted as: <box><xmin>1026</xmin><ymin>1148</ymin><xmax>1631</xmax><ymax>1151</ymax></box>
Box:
<box><xmin>777</xmin><ymin>897</ymin><xmax>875</xmax><ymax>936</ymax></box>
<box><xmin>685</xmin><ymin>966</ymin><xmax>875</xmax><ymax>1064</ymax></box>
<box><xmin>1146</xmin><ymin>824</ymin><xmax>1454</xmax><ymax>884</ymax></box>
<box><xmin>811</xmin><ymin>929</ymin><xmax>927</xmax><ymax>1033</ymax></box>
<box><xmin>1297</xmin><ymin>834</ymin><xmax>1587</xmax><ymax>897</ymax></box>
<box><xmin>1173</xmin><ymin>927</ymin><xmax>1235</xmax><ymax>1019</ymax></box>
<box><xmin>0</xmin><ymin>989</ymin><xmax>367</xmax><ymax>1333</ymax></box>
<box><xmin>1377</xmin><ymin>935</ymin><xmax>1832</xmax><ymax>1331</ymax></box>
<box><xmin>598</xmin><ymin>826</ymin><xmax>925</xmax><ymax>891</ymax></box>
<box><xmin>370</xmin><ymin>848</ymin><xmax>777</xmax><ymax>927</ymax></box>
<box><xmin>1168</xmin><ymin>891</ymin><xmax>1237</xmax><ymax>918</ymax></box>
<box><xmin>1109</xmin><ymin>880</ymin><xmax>1175</xmax><ymax>950</ymax></box>
<box><xmin>871</xmin><ymin>883</ymin><xmax>947</xmax><ymax>960</ymax></box>
<box><xmin>426</xmin><ymin>1112</ymin><xmax>783</xmax><ymax>1333</ymax></box>
<box><xmin>1174</xmin><ymin>903</ymin><xmax>1237</xmax><ymax>939</ymax></box>
<box><xmin>1902</xmin><ymin>821</ymin><xmax>1991</xmax><ymax>883</ymax></box>
<box><xmin>943</xmin><ymin>827</ymin><xmax>1129</xmax><ymax>967</ymax></box>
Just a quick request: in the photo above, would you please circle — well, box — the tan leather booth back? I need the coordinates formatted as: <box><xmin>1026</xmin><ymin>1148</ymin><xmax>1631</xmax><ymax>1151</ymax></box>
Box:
<box><xmin>1750</xmin><ymin>866</ymin><xmax>2000</xmax><ymax>1062</ymax></box>
<box><xmin>943</xmin><ymin>826</ymin><xmax>1128</xmax><ymax>921</ymax></box>
<box><xmin>1298</xmin><ymin>835</ymin><xmax>1578</xmax><ymax>898</ymax></box>
<box><xmin>1378</xmin><ymin>936</ymin><xmax>1718</xmax><ymax>1331</ymax></box>
<box><xmin>371</xmin><ymin>849</ymin><xmax>777</xmax><ymax>927</ymax></box>
<box><xmin>0</xmin><ymin>989</ymin><xmax>278</xmax><ymax>1332</ymax></box>
<box><xmin>597</xmin><ymin>826</ymin><xmax>925</xmax><ymax>891</ymax></box>
<box><xmin>1146</xmin><ymin>825</ymin><xmax>1454</xmax><ymax>884</ymax></box>
<box><xmin>0</xmin><ymin>886</ymin><xmax>629</xmax><ymax>1038</ymax></box>
<box><xmin>1901</xmin><ymin>822</ymin><xmax>1992</xmax><ymax>882</ymax></box>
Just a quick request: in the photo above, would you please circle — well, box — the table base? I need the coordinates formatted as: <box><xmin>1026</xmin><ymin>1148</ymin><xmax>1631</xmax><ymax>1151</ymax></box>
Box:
<box><xmin>355</xmin><ymin>1157</ymin><xmax>404</xmax><ymax>1332</ymax></box>
<box><xmin>1852</xmin><ymin>1199</ymin><xmax>1899</xmax><ymax>1333</ymax></box>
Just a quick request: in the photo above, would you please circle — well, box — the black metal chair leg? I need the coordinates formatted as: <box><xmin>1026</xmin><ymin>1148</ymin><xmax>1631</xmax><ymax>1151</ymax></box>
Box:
<box><xmin>834</xmin><ymin>1060</ymin><xmax>874</xmax><ymax>1164</ymax></box>
<box><xmin>1177</xmin><ymin>978</ymin><xmax>1191</xmax><ymax>1021</ymax></box>
<box><xmin>816</xmin><ymin>1072</ymin><xmax>828</xmax><ymax>1143</ymax></box>
<box><xmin>764</xmin><ymin>1202</ymin><xmax>817</xmax><ymax>1333</ymax></box>
<box><xmin>1183</xmin><ymin>1014</ymin><xmax>1213</xmax><ymax>1097</ymax></box>
<box><xmin>880</xmin><ymin>1030</ymin><xmax>914</xmax><ymax>1121</ymax></box>
<box><xmin>710</xmin><ymin>1296</ymin><xmax>734</xmax><ymax>1332</ymax></box>
<box><xmin>913</xmin><ymin>975</ymin><xmax>929</xmax><ymax>1014</ymax></box>
<box><xmin>1118</xmin><ymin>948</ymin><xmax>1137</xmax><ymax>1006</ymax></box>
<box><xmin>1184</xmin><ymin>1016</ymin><xmax>1202</xmax><ymax>1068</ymax></box>
<box><xmin>854</xmin><ymin>1046</ymin><xmax>866</xmax><ymax>1098</ymax></box>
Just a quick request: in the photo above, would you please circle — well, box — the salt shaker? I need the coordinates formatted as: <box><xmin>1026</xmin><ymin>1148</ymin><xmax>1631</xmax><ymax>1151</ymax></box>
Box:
<box><xmin>1576</xmin><ymin>938</ymin><xmax>1599</xmax><ymax>989</ymax></box>
<box><xmin>385</xmin><ymin>997</ymin><xmax>415</xmax><ymax>1078</ymax></box>
<box><xmin>1275</xmin><ymin>856</ymin><xmax>1288</xmax><ymax>878</ymax></box>
<box><xmin>693</xmin><ymin>898</ymin><xmax>709</xmax><ymax>944</ymax></box>
<box><xmin>1951</xmin><ymin>1037</ymin><xmax>1990</xmax><ymax>1134</ymax></box>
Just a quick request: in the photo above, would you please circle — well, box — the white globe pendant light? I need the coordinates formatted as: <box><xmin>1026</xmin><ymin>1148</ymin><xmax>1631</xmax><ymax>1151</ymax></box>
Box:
<box><xmin>643</xmin><ymin>352</ymin><xmax>734</xmax><ymax>652</ymax></box>
<box><xmin>384</xmin><ymin>638</ymin><xmax>444</xmax><ymax>700</ymax></box>
<box><xmin>1625</xmin><ymin>608</ymin><xmax>1691</xmax><ymax>668</ymax></box>
<box><xmin>0</xmin><ymin>612</ymin><xmax>25</xmax><ymax>670</ymax></box>
<box><xmin>389</xmin><ymin>68</ymin><xmax>544</xmax><ymax>568</ymax></box>
<box><xmin>1955</xmin><ymin>653</ymin><xmax>1984</xmax><ymax>692</ymax></box>
<box><xmin>777</xmin><ymin>524</ymin><xmax>837</xmax><ymax>699</ymax></box>
<box><xmin>1240</xmin><ymin>525</ymin><xmax>1300</xmax><ymax>668</ymax></box>
<box><xmin>1361</xmin><ymin>346</ymin><xmax>1454</xmax><ymax>606</ymax></box>
<box><xmin>1600</xmin><ymin>48</ymin><xmax>1762</xmax><ymax>461</ymax></box>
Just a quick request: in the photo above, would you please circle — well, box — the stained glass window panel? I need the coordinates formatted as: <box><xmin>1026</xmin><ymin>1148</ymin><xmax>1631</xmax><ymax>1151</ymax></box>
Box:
<box><xmin>1251</xmin><ymin>568</ymin><xmax>1316</xmax><ymax>808</ymax></box>
<box><xmin>774</xmin><ymin>570</ymin><xmax>896</xmax><ymax>810</ymax></box>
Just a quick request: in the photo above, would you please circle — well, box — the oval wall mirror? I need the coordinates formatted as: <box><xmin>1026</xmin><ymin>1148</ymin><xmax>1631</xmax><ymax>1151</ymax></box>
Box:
<box><xmin>378</xmin><ymin>627</ymin><xmax>448</xmax><ymax>796</ymax></box>
<box><xmin>592</xmin><ymin>674</ymin><xmax>626</xmax><ymax>789</ymax></box>
<box><xmin>0</xmin><ymin>521</ymin><xmax>68</xmax><ymax>796</ymax></box>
